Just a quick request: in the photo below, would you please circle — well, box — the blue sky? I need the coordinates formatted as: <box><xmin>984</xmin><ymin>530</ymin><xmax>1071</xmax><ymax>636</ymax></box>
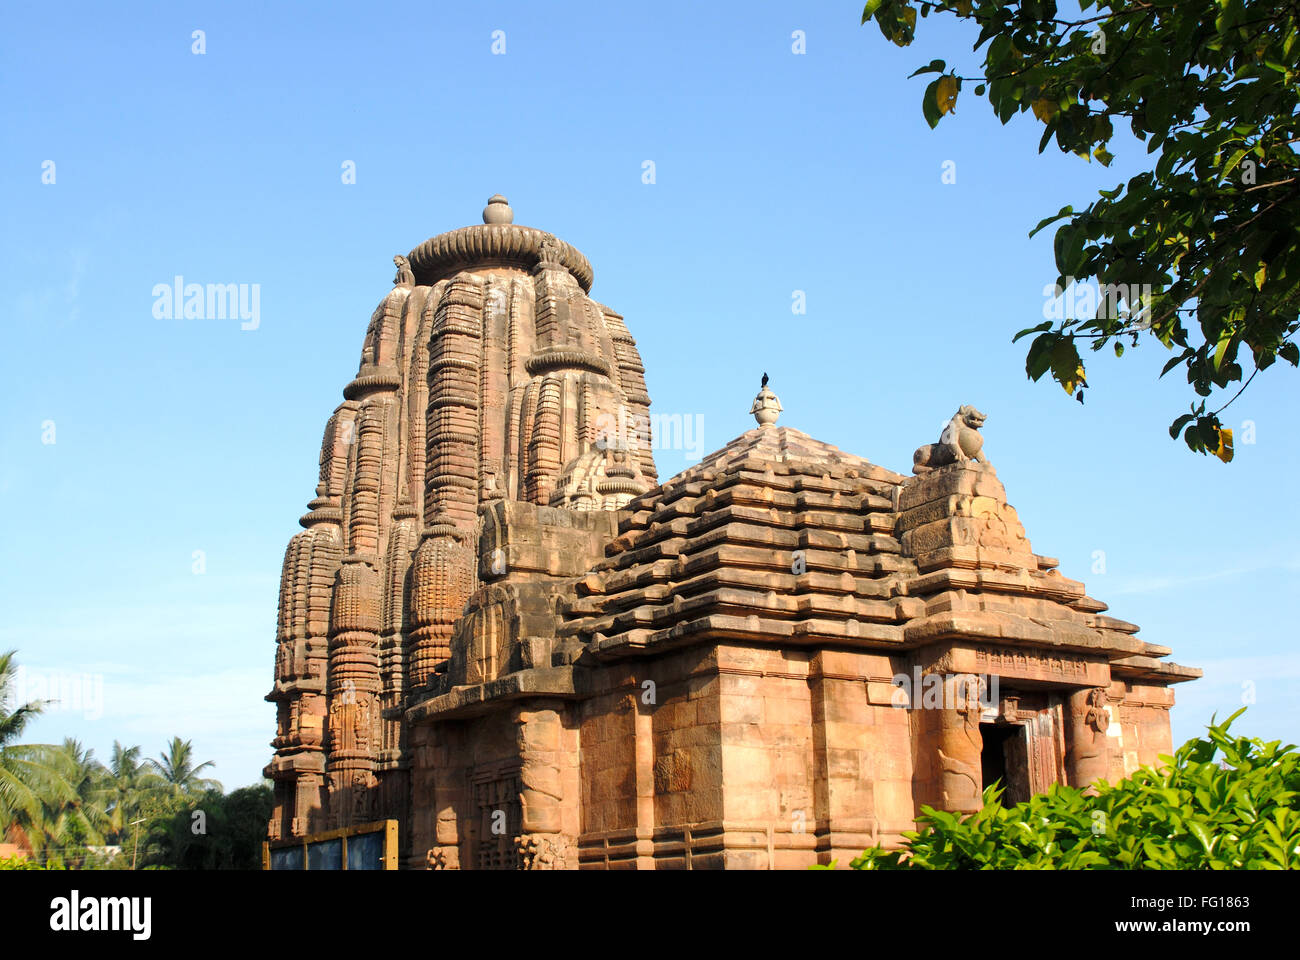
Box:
<box><xmin>2</xmin><ymin>1</ymin><xmax>1297</xmax><ymax>789</ymax></box>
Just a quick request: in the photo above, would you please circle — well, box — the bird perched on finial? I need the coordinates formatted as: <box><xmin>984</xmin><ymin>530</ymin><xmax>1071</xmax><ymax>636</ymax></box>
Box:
<box><xmin>751</xmin><ymin>373</ymin><xmax>781</xmax><ymax>427</ymax></box>
<box><xmin>761</xmin><ymin>372</ymin><xmax>769</xmax><ymax>388</ymax></box>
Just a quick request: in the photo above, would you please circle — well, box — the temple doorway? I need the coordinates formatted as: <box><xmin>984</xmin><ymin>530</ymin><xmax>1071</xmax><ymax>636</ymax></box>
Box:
<box><xmin>979</xmin><ymin>722</ymin><xmax>1032</xmax><ymax>806</ymax></box>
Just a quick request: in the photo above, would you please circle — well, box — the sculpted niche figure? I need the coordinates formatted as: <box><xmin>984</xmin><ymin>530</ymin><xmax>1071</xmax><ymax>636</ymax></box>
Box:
<box><xmin>913</xmin><ymin>404</ymin><xmax>989</xmax><ymax>473</ymax></box>
<box><xmin>392</xmin><ymin>254</ymin><xmax>414</xmax><ymax>286</ymax></box>
<box><xmin>1065</xmin><ymin>687</ymin><xmax>1112</xmax><ymax>791</ymax></box>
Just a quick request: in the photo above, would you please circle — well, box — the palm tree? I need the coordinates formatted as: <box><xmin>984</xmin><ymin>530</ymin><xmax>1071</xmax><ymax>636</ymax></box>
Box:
<box><xmin>146</xmin><ymin>737</ymin><xmax>221</xmax><ymax>797</ymax></box>
<box><xmin>17</xmin><ymin>739</ymin><xmax>114</xmax><ymax>866</ymax></box>
<box><xmin>0</xmin><ymin>651</ymin><xmax>80</xmax><ymax>855</ymax></box>
<box><xmin>45</xmin><ymin>739</ymin><xmax>111</xmax><ymax>850</ymax></box>
<box><xmin>104</xmin><ymin>741</ymin><xmax>162</xmax><ymax>843</ymax></box>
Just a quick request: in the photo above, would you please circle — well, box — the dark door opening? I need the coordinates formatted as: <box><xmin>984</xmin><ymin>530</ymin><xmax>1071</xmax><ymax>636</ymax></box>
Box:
<box><xmin>980</xmin><ymin>723</ymin><xmax>1030</xmax><ymax>806</ymax></box>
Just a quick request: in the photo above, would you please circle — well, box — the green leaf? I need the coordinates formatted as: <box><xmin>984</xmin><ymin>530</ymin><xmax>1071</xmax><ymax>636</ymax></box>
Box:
<box><xmin>1051</xmin><ymin>339</ymin><xmax>1085</xmax><ymax>394</ymax></box>
<box><xmin>1029</xmin><ymin>206</ymin><xmax>1073</xmax><ymax>239</ymax></box>
<box><xmin>1014</xmin><ymin>320</ymin><xmax>1054</xmax><ymax>342</ymax></box>
<box><xmin>1222</xmin><ymin>147</ymin><xmax>1248</xmax><ymax>183</ymax></box>
<box><xmin>1214</xmin><ymin>336</ymin><xmax>1232</xmax><ymax>371</ymax></box>
<box><xmin>1025</xmin><ymin>332</ymin><xmax>1056</xmax><ymax>381</ymax></box>
<box><xmin>1161</xmin><ymin>349</ymin><xmax>1193</xmax><ymax>377</ymax></box>
<box><xmin>922</xmin><ymin>77</ymin><xmax>943</xmax><ymax>129</ymax></box>
<box><xmin>909</xmin><ymin>59</ymin><xmax>946</xmax><ymax>78</ymax></box>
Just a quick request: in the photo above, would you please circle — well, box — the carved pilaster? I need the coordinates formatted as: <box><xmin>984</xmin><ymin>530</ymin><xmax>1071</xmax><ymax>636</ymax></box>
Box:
<box><xmin>916</xmin><ymin>670</ymin><xmax>985</xmax><ymax>814</ymax></box>
<box><xmin>1064</xmin><ymin>687</ymin><xmax>1111</xmax><ymax>792</ymax></box>
<box><xmin>405</xmin><ymin>531</ymin><xmax>474</xmax><ymax>687</ymax></box>
<box><xmin>326</xmin><ymin>557</ymin><xmax>382</xmax><ymax>827</ymax></box>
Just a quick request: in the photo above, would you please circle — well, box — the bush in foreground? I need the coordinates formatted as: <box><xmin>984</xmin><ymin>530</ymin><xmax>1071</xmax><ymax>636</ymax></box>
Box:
<box><xmin>848</xmin><ymin>710</ymin><xmax>1298</xmax><ymax>869</ymax></box>
<box><xmin>0</xmin><ymin>854</ymin><xmax>64</xmax><ymax>870</ymax></box>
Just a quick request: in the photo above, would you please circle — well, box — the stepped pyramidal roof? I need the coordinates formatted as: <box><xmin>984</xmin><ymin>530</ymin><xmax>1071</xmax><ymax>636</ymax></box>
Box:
<box><xmin>561</xmin><ymin>421</ymin><xmax>1194</xmax><ymax>684</ymax></box>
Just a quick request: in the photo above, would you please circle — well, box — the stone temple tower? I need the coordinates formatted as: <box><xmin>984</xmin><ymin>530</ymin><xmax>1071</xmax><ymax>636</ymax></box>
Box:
<box><xmin>265</xmin><ymin>196</ymin><xmax>657</xmax><ymax>840</ymax></box>
<box><xmin>269</xmin><ymin>198</ymin><xmax>1197</xmax><ymax>869</ymax></box>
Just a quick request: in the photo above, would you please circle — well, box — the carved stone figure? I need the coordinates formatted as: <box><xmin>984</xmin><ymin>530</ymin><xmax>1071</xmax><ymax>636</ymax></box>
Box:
<box><xmin>481</xmin><ymin>471</ymin><xmax>508</xmax><ymax>502</ymax></box>
<box><xmin>351</xmin><ymin>772</ymin><xmax>370</xmax><ymax>822</ymax></box>
<box><xmin>1065</xmin><ymin>686</ymin><xmax>1111</xmax><ymax>791</ymax></box>
<box><xmin>538</xmin><ymin>232</ymin><xmax>563</xmax><ymax>266</ymax></box>
<box><xmin>935</xmin><ymin>675</ymin><xmax>984</xmax><ymax>813</ymax></box>
<box><xmin>426</xmin><ymin>847</ymin><xmax>450</xmax><ymax>869</ymax></box>
<box><xmin>393</xmin><ymin>254</ymin><xmax>414</xmax><ymax>286</ymax></box>
<box><xmin>912</xmin><ymin>405</ymin><xmax>989</xmax><ymax>473</ymax></box>
<box><xmin>1085</xmin><ymin>687</ymin><xmax>1110</xmax><ymax>734</ymax></box>
<box><xmin>516</xmin><ymin>833</ymin><xmax>572</xmax><ymax>870</ymax></box>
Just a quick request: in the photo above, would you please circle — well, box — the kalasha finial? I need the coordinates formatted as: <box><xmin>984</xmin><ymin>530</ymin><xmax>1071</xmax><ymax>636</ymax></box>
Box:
<box><xmin>483</xmin><ymin>194</ymin><xmax>514</xmax><ymax>224</ymax></box>
<box><xmin>750</xmin><ymin>374</ymin><xmax>782</xmax><ymax>428</ymax></box>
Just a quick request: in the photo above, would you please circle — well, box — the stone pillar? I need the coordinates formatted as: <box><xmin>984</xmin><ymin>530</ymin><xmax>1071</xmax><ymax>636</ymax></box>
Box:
<box><xmin>1064</xmin><ymin>687</ymin><xmax>1111</xmax><ymax>792</ymax></box>
<box><xmin>916</xmin><ymin>672</ymin><xmax>984</xmax><ymax>814</ymax></box>
<box><xmin>632</xmin><ymin>696</ymin><xmax>656</xmax><ymax>870</ymax></box>
<box><xmin>409</xmin><ymin>722</ymin><xmax>463</xmax><ymax>870</ymax></box>
<box><xmin>809</xmin><ymin>651</ymin><xmax>875</xmax><ymax>864</ymax></box>
<box><xmin>430</xmin><ymin>770</ymin><xmax>463</xmax><ymax>871</ymax></box>
<box><xmin>294</xmin><ymin>772</ymin><xmax>326</xmax><ymax>835</ymax></box>
<box><xmin>514</xmin><ymin>702</ymin><xmax>575</xmax><ymax>869</ymax></box>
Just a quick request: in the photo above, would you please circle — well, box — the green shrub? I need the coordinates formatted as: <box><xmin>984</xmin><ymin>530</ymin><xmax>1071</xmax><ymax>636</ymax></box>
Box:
<box><xmin>0</xmin><ymin>854</ymin><xmax>65</xmax><ymax>870</ymax></box>
<box><xmin>849</xmin><ymin>710</ymin><xmax>1299</xmax><ymax>869</ymax></box>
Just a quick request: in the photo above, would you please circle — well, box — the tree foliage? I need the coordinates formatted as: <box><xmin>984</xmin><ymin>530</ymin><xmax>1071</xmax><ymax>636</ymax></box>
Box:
<box><xmin>0</xmin><ymin>650</ymin><xmax>85</xmax><ymax>855</ymax></box>
<box><xmin>848</xmin><ymin>710</ymin><xmax>1299</xmax><ymax>869</ymax></box>
<box><xmin>0</xmin><ymin>854</ymin><xmax>66</xmax><ymax>870</ymax></box>
<box><xmin>147</xmin><ymin>736</ymin><xmax>222</xmax><ymax>798</ymax></box>
<box><xmin>104</xmin><ymin>741</ymin><xmax>163</xmax><ymax>842</ymax></box>
<box><xmin>140</xmin><ymin>785</ymin><xmax>273</xmax><ymax>870</ymax></box>
<box><xmin>862</xmin><ymin>0</ymin><xmax>1300</xmax><ymax>459</ymax></box>
<box><xmin>1</xmin><ymin>649</ymin><xmax>255</xmax><ymax>869</ymax></box>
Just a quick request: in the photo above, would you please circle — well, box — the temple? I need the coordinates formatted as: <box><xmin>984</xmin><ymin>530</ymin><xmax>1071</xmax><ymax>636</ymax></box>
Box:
<box><xmin>264</xmin><ymin>197</ymin><xmax>1199</xmax><ymax>869</ymax></box>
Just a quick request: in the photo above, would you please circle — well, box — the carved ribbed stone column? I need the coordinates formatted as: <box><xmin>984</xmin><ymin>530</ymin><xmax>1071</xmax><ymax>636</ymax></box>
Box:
<box><xmin>379</xmin><ymin>504</ymin><xmax>416</xmax><ymax>756</ymax></box>
<box><xmin>327</xmin><ymin>557</ymin><xmax>382</xmax><ymax>827</ymax></box>
<box><xmin>265</xmin><ymin>416</ymin><xmax>346</xmax><ymax>837</ymax></box>
<box><xmin>406</xmin><ymin>528</ymin><xmax>474</xmax><ymax>688</ymax></box>
<box><xmin>425</xmin><ymin>273</ymin><xmax>483</xmax><ymax>530</ymax></box>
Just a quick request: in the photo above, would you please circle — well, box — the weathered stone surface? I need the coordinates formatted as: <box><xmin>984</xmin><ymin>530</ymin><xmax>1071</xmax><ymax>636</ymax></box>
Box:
<box><xmin>912</xmin><ymin>405</ymin><xmax>989</xmax><ymax>473</ymax></box>
<box><xmin>266</xmin><ymin>200</ymin><xmax>1199</xmax><ymax>867</ymax></box>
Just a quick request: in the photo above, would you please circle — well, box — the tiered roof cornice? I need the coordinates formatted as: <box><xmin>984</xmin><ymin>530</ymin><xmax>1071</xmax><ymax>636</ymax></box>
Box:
<box><xmin>406</xmin><ymin>222</ymin><xmax>594</xmax><ymax>292</ymax></box>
